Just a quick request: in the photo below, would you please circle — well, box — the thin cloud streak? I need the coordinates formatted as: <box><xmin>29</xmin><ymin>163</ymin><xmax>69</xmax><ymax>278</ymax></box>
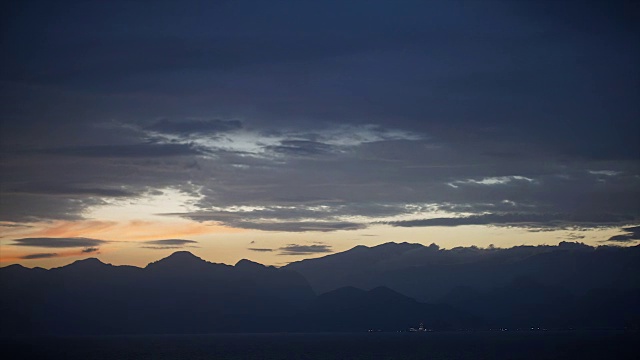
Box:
<box><xmin>278</xmin><ymin>244</ymin><xmax>333</xmax><ymax>256</ymax></box>
<box><xmin>248</xmin><ymin>248</ymin><xmax>274</xmax><ymax>252</ymax></box>
<box><xmin>20</xmin><ymin>253</ymin><xmax>59</xmax><ymax>260</ymax></box>
<box><xmin>386</xmin><ymin>213</ymin><xmax>639</xmax><ymax>229</ymax></box>
<box><xmin>141</xmin><ymin>239</ymin><xmax>199</xmax><ymax>250</ymax></box>
<box><xmin>12</xmin><ymin>237</ymin><xmax>108</xmax><ymax>248</ymax></box>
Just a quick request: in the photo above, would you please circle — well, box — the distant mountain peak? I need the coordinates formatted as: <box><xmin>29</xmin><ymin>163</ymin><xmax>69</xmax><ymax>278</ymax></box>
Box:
<box><xmin>70</xmin><ymin>257</ymin><xmax>107</xmax><ymax>266</ymax></box>
<box><xmin>57</xmin><ymin>257</ymin><xmax>110</xmax><ymax>272</ymax></box>
<box><xmin>2</xmin><ymin>264</ymin><xmax>26</xmax><ymax>270</ymax></box>
<box><xmin>235</xmin><ymin>259</ymin><xmax>266</xmax><ymax>270</ymax></box>
<box><xmin>167</xmin><ymin>250</ymin><xmax>201</xmax><ymax>260</ymax></box>
<box><xmin>558</xmin><ymin>241</ymin><xmax>592</xmax><ymax>250</ymax></box>
<box><xmin>0</xmin><ymin>264</ymin><xmax>29</xmax><ymax>275</ymax></box>
<box><xmin>373</xmin><ymin>242</ymin><xmax>423</xmax><ymax>250</ymax></box>
<box><xmin>146</xmin><ymin>251</ymin><xmax>209</xmax><ymax>269</ymax></box>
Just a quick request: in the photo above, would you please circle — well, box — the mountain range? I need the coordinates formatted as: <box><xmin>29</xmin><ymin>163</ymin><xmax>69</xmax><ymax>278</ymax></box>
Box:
<box><xmin>1</xmin><ymin>242</ymin><xmax>639</xmax><ymax>335</ymax></box>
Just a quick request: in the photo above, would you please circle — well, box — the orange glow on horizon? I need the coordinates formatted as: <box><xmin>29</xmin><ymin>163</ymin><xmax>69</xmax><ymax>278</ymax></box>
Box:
<box><xmin>7</xmin><ymin>219</ymin><xmax>244</xmax><ymax>242</ymax></box>
<box><xmin>0</xmin><ymin>248</ymin><xmax>107</xmax><ymax>264</ymax></box>
<box><xmin>0</xmin><ymin>218</ymin><xmax>246</xmax><ymax>267</ymax></box>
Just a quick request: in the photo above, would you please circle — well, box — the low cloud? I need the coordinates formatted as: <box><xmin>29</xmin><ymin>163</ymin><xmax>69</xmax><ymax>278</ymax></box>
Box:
<box><xmin>588</xmin><ymin>170</ymin><xmax>620</xmax><ymax>177</ymax></box>
<box><xmin>564</xmin><ymin>233</ymin><xmax>586</xmax><ymax>241</ymax></box>
<box><xmin>82</xmin><ymin>247</ymin><xmax>100</xmax><ymax>253</ymax></box>
<box><xmin>450</xmin><ymin>176</ymin><xmax>535</xmax><ymax>187</ymax></box>
<box><xmin>141</xmin><ymin>239</ymin><xmax>198</xmax><ymax>249</ymax></box>
<box><xmin>8</xmin><ymin>184</ymin><xmax>136</xmax><ymax>197</ymax></box>
<box><xmin>240</xmin><ymin>221</ymin><xmax>367</xmax><ymax>232</ymax></box>
<box><xmin>147</xmin><ymin>119</ymin><xmax>242</xmax><ymax>135</ymax></box>
<box><xmin>0</xmin><ymin>223</ymin><xmax>32</xmax><ymax>228</ymax></box>
<box><xmin>386</xmin><ymin>213</ymin><xmax>636</xmax><ymax>229</ymax></box>
<box><xmin>12</xmin><ymin>237</ymin><xmax>107</xmax><ymax>248</ymax></box>
<box><xmin>248</xmin><ymin>248</ymin><xmax>274</xmax><ymax>252</ymax></box>
<box><xmin>34</xmin><ymin>143</ymin><xmax>203</xmax><ymax>158</ymax></box>
<box><xmin>174</xmin><ymin>208</ymin><xmax>368</xmax><ymax>232</ymax></box>
<box><xmin>265</xmin><ymin>140</ymin><xmax>335</xmax><ymax>157</ymax></box>
<box><xmin>607</xmin><ymin>226</ymin><xmax>640</xmax><ymax>242</ymax></box>
<box><xmin>20</xmin><ymin>253</ymin><xmax>59</xmax><ymax>259</ymax></box>
<box><xmin>278</xmin><ymin>244</ymin><xmax>333</xmax><ymax>256</ymax></box>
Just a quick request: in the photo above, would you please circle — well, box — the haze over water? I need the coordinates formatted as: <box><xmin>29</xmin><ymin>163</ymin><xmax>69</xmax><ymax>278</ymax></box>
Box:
<box><xmin>3</xmin><ymin>331</ymin><xmax>638</xmax><ymax>360</ymax></box>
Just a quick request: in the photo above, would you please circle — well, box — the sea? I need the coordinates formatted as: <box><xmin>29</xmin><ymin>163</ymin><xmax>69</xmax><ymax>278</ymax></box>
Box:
<box><xmin>2</xmin><ymin>330</ymin><xmax>637</xmax><ymax>359</ymax></box>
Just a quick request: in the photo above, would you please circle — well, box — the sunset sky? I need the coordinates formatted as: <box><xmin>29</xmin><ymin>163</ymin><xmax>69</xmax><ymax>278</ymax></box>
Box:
<box><xmin>1</xmin><ymin>0</ymin><xmax>638</xmax><ymax>268</ymax></box>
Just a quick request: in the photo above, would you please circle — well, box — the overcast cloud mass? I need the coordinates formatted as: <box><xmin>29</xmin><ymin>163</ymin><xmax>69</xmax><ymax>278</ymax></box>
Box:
<box><xmin>1</xmin><ymin>0</ymin><xmax>638</xmax><ymax>265</ymax></box>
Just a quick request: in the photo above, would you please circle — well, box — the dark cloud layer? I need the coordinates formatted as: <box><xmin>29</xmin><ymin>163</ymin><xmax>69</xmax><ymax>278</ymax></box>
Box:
<box><xmin>12</xmin><ymin>238</ymin><xmax>107</xmax><ymax>248</ymax></box>
<box><xmin>0</xmin><ymin>0</ymin><xmax>638</xmax><ymax>234</ymax></box>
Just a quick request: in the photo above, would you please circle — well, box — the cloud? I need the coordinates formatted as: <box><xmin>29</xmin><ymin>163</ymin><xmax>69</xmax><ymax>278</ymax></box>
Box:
<box><xmin>607</xmin><ymin>226</ymin><xmax>640</xmax><ymax>242</ymax></box>
<box><xmin>144</xmin><ymin>239</ymin><xmax>199</xmax><ymax>246</ymax></box>
<box><xmin>0</xmin><ymin>222</ymin><xmax>32</xmax><ymax>228</ymax></box>
<box><xmin>143</xmin><ymin>123</ymin><xmax>421</xmax><ymax>158</ymax></box>
<box><xmin>234</xmin><ymin>221</ymin><xmax>367</xmax><ymax>232</ymax></box>
<box><xmin>20</xmin><ymin>253</ymin><xmax>59</xmax><ymax>259</ymax></box>
<box><xmin>564</xmin><ymin>233</ymin><xmax>586</xmax><ymax>241</ymax></box>
<box><xmin>0</xmin><ymin>1</ymin><xmax>638</xmax><ymax>233</ymax></box>
<box><xmin>450</xmin><ymin>176</ymin><xmax>535</xmax><ymax>187</ymax></box>
<box><xmin>7</xmin><ymin>184</ymin><xmax>136</xmax><ymax>197</ymax></box>
<box><xmin>265</xmin><ymin>140</ymin><xmax>335</xmax><ymax>157</ymax></box>
<box><xmin>12</xmin><ymin>237</ymin><xmax>108</xmax><ymax>248</ymax></box>
<box><xmin>1</xmin><ymin>145</ymin><xmax>208</xmax><ymax>222</ymax></box>
<box><xmin>386</xmin><ymin>213</ymin><xmax>637</xmax><ymax>229</ymax></box>
<box><xmin>147</xmin><ymin>119</ymin><xmax>242</xmax><ymax>135</ymax></box>
<box><xmin>248</xmin><ymin>248</ymin><xmax>274</xmax><ymax>252</ymax></box>
<box><xmin>278</xmin><ymin>244</ymin><xmax>333</xmax><ymax>256</ymax></box>
<box><xmin>1</xmin><ymin>193</ymin><xmax>109</xmax><ymax>223</ymax></box>
<box><xmin>171</xmin><ymin>207</ymin><xmax>371</xmax><ymax>232</ymax></box>
<box><xmin>33</xmin><ymin>143</ymin><xmax>203</xmax><ymax>158</ymax></box>
<box><xmin>588</xmin><ymin>170</ymin><xmax>620</xmax><ymax>177</ymax></box>
<box><xmin>82</xmin><ymin>247</ymin><xmax>100</xmax><ymax>253</ymax></box>
<box><xmin>141</xmin><ymin>239</ymin><xmax>199</xmax><ymax>249</ymax></box>
<box><xmin>168</xmin><ymin>204</ymin><xmax>405</xmax><ymax>233</ymax></box>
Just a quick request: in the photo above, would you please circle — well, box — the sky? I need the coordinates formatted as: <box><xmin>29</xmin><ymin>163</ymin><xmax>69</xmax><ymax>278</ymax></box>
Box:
<box><xmin>1</xmin><ymin>0</ymin><xmax>639</xmax><ymax>268</ymax></box>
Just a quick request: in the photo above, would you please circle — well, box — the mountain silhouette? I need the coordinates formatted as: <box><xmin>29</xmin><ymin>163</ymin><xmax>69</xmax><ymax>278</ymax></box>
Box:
<box><xmin>286</xmin><ymin>242</ymin><xmax>640</xmax><ymax>300</ymax></box>
<box><xmin>146</xmin><ymin>250</ymin><xmax>214</xmax><ymax>270</ymax></box>
<box><xmin>442</xmin><ymin>276</ymin><xmax>576</xmax><ymax>328</ymax></box>
<box><xmin>65</xmin><ymin>257</ymin><xmax>108</xmax><ymax>268</ymax></box>
<box><xmin>286</xmin><ymin>242</ymin><xmax>640</xmax><ymax>329</ymax></box>
<box><xmin>235</xmin><ymin>258</ymin><xmax>268</xmax><ymax>270</ymax></box>
<box><xmin>0</xmin><ymin>252</ymin><xmax>314</xmax><ymax>335</ymax></box>
<box><xmin>2</xmin><ymin>244</ymin><xmax>638</xmax><ymax>335</ymax></box>
<box><xmin>293</xmin><ymin>286</ymin><xmax>482</xmax><ymax>332</ymax></box>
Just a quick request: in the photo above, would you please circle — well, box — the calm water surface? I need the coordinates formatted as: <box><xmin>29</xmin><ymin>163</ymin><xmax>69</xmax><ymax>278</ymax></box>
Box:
<box><xmin>2</xmin><ymin>331</ymin><xmax>637</xmax><ymax>360</ymax></box>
